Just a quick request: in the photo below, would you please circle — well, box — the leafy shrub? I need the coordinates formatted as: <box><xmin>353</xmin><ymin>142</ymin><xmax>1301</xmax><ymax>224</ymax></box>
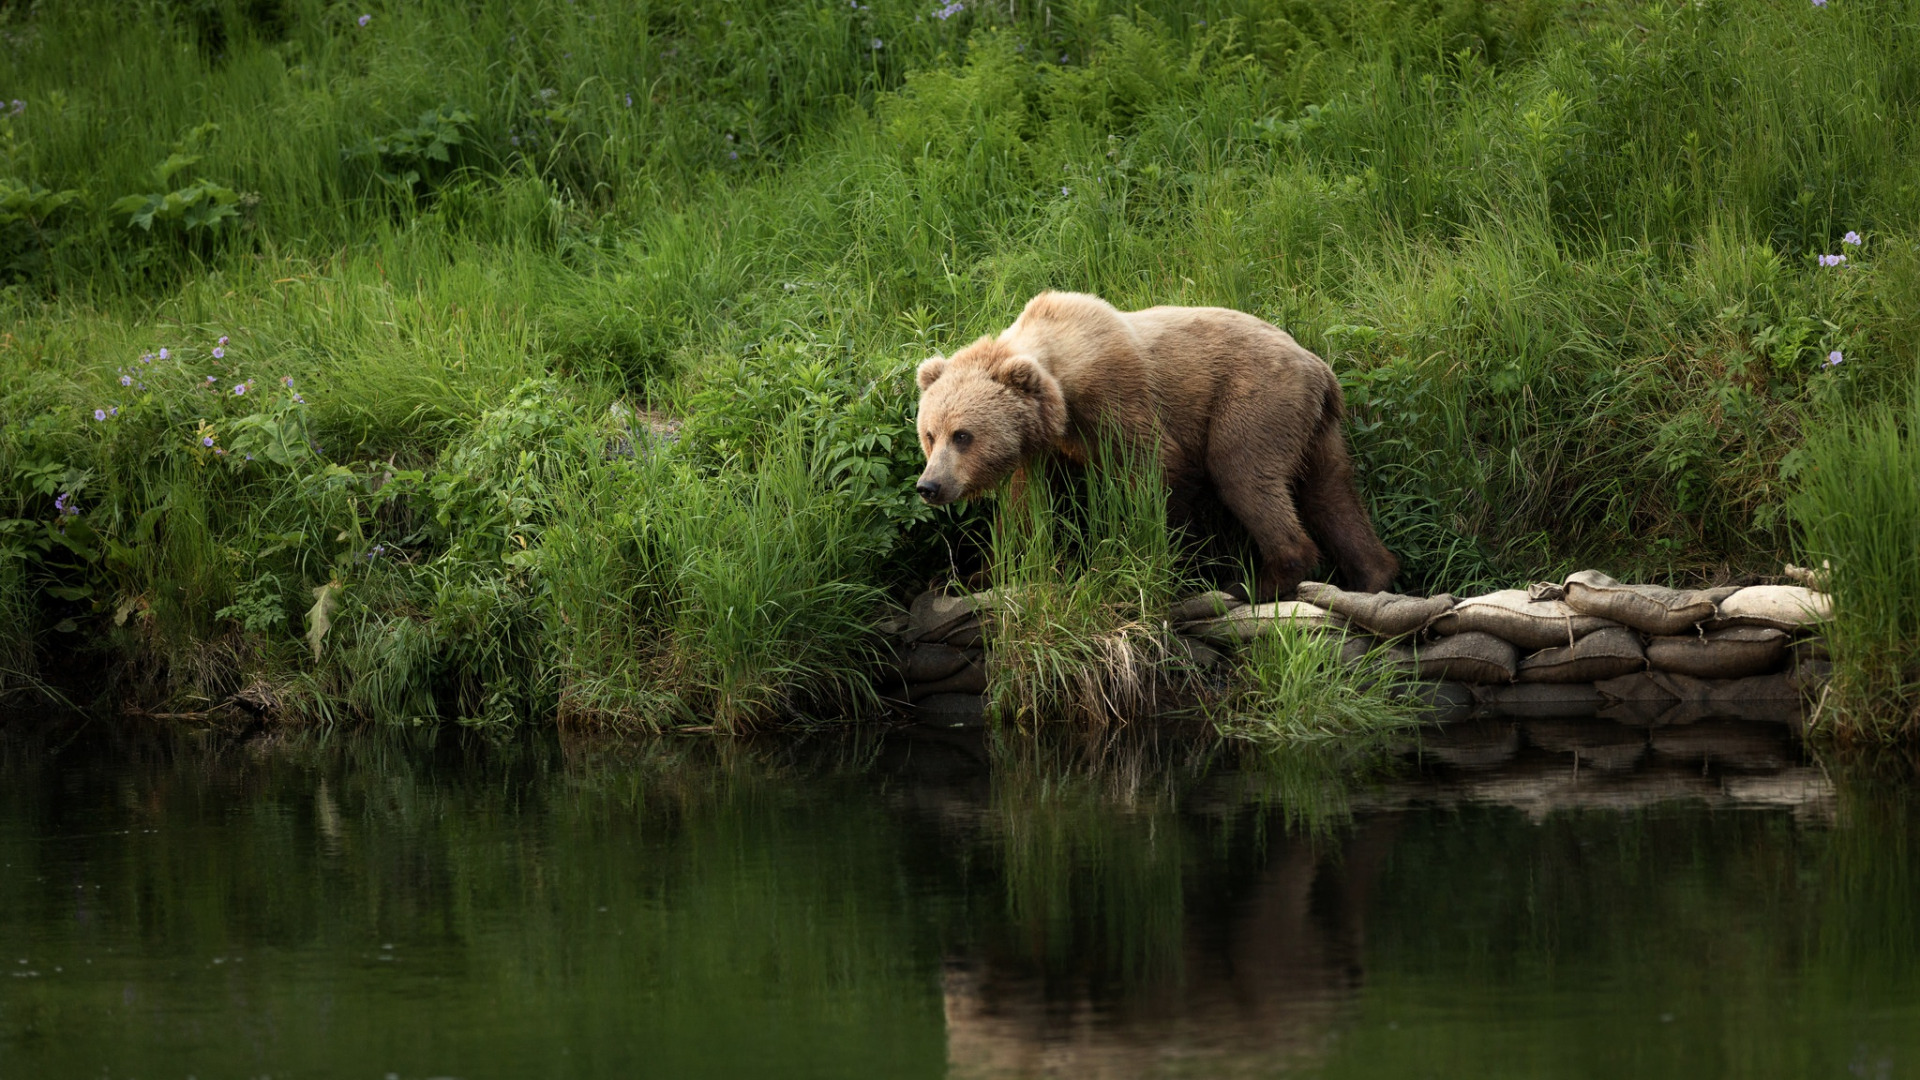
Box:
<box><xmin>350</xmin><ymin>107</ymin><xmax>478</xmax><ymax>194</ymax></box>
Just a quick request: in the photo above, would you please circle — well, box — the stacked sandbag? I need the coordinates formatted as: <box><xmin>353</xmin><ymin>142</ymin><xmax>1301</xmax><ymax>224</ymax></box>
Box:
<box><xmin>881</xmin><ymin>590</ymin><xmax>997</xmax><ymax>722</ymax></box>
<box><xmin>1182</xmin><ymin>600</ymin><xmax>1347</xmax><ymax>644</ymax></box>
<box><xmin>1559</xmin><ymin>571</ymin><xmax>1737</xmax><ymax>635</ymax></box>
<box><xmin>1295</xmin><ymin>582</ymin><xmax>1455</xmax><ymax>638</ymax></box>
<box><xmin>885</xmin><ymin>570</ymin><xmax>1834</xmax><ymax>725</ymax></box>
<box><xmin>1429</xmin><ymin>590</ymin><xmax>1613</xmax><ymax>650</ymax></box>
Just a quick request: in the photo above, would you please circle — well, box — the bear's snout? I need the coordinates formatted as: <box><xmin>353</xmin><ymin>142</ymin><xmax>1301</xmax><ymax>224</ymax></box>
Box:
<box><xmin>915</xmin><ymin>477</ymin><xmax>950</xmax><ymax>505</ymax></box>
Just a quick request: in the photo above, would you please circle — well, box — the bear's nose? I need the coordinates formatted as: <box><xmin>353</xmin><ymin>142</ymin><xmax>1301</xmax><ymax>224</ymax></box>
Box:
<box><xmin>916</xmin><ymin>479</ymin><xmax>943</xmax><ymax>503</ymax></box>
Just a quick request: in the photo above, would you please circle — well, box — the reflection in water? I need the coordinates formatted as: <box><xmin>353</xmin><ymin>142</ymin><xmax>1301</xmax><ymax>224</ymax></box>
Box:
<box><xmin>0</xmin><ymin>712</ymin><xmax>1915</xmax><ymax>1079</ymax></box>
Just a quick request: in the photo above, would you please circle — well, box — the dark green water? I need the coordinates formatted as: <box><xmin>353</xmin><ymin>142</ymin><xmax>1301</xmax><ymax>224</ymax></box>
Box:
<box><xmin>1</xmin><ymin>716</ymin><xmax>1916</xmax><ymax>1079</ymax></box>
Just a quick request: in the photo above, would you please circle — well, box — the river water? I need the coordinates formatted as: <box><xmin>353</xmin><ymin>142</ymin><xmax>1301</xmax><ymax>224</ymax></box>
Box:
<box><xmin>1</xmin><ymin>714</ymin><xmax>1915</xmax><ymax>1079</ymax></box>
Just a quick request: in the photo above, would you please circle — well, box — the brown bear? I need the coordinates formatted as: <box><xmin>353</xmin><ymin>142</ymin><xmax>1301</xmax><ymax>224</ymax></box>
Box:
<box><xmin>914</xmin><ymin>291</ymin><xmax>1397</xmax><ymax>601</ymax></box>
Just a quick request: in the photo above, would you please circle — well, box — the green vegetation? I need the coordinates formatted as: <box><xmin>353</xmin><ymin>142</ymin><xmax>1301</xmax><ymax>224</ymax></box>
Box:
<box><xmin>1</xmin><ymin>0</ymin><xmax>1917</xmax><ymax>731</ymax></box>
<box><xmin>1215</xmin><ymin>624</ymin><xmax>1423</xmax><ymax>743</ymax></box>
<box><xmin>983</xmin><ymin>433</ymin><xmax>1186</xmax><ymax>724</ymax></box>
<box><xmin>1791</xmin><ymin>385</ymin><xmax>1920</xmax><ymax>740</ymax></box>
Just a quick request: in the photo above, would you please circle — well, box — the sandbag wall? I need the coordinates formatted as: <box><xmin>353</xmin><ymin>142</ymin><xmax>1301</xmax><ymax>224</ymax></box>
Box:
<box><xmin>881</xmin><ymin>571</ymin><xmax>1834</xmax><ymax>726</ymax></box>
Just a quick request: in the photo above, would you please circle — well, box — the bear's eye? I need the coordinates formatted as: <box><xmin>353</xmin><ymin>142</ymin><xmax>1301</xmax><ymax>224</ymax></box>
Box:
<box><xmin>952</xmin><ymin>430</ymin><xmax>973</xmax><ymax>449</ymax></box>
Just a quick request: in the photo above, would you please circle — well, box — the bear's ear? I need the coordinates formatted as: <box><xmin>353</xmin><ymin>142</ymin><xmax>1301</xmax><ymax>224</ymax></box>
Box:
<box><xmin>989</xmin><ymin>355</ymin><xmax>1052</xmax><ymax>397</ymax></box>
<box><xmin>991</xmin><ymin>355</ymin><xmax>1068</xmax><ymax>442</ymax></box>
<box><xmin>916</xmin><ymin>355</ymin><xmax>948</xmax><ymax>391</ymax></box>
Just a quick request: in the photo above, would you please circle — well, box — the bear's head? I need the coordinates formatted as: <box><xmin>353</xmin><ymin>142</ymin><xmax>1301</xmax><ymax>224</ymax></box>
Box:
<box><xmin>913</xmin><ymin>337</ymin><xmax>1067</xmax><ymax>506</ymax></box>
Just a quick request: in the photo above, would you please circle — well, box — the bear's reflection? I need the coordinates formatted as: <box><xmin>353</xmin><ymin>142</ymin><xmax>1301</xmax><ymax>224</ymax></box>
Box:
<box><xmin>942</xmin><ymin>818</ymin><xmax>1394</xmax><ymax>1079</ymax></box>
<box><xmin>886</xmin><ymin>726</ymin><xmax>1390</xmax><ymax>1078</ymax></box>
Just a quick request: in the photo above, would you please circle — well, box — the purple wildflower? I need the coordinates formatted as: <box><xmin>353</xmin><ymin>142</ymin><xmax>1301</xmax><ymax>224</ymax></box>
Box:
<box><xmin>624</xmin><ymin>93</ymin><xmax>634</xmax><ymax>107</ymax></box>
<box><xmin>206</xmin><ymin>375</ymin><xmax>217</xmax><ymax>385</ymax></box>
<box><xmin>1826</xmin><ymin>350</ymin><xmax>1845</xmax><ymax>368</ymax></box>
<box><xmin>1843</xmin><ymin>231</ymin><xmax>1862</xmax><ymax>246</ymax></box>
<box><xmin>294</xmin><ymin>394</ymin><xmax>307</xmax><ymax>404</ymax></box>
<box><xmin>1811</xmin><ymin>0</ymin><xmax>1826</xmax><ymax>6</ymax></box>
<box><xmin>140</xmin><ymin>352</ymin><xmax>153</xmax><ymax>364</ymax></box>
<box><xmin>933</xmin><ymin>1</ymin><xmax>965</xmax><ymax>19</ymax></box>
<box><xmin>233</xmin><ymin>382</ymin><xmax>247</xmax><ymax>396</ymax></box>
<box><xmin>120</xmin><ymin>374</ymin><xmax>133</xmax><ymax>386</ymax></box>
<box><xmin>1061</xmin><ymin>186</ymin><xmax>1070</xmax><ymax>196</ymax></box>
<box><xmin>202</xmin><ymin>436</ymin><xmax>215</xmax><ymax>447</ymax></box>
<box><xmin>93</xmin><ymin>408</ymin><xmax>106</xmax><ymax>421</ymax></box>
<box><xmin>109</xmin><ymin>406</ymin><xmax>118</xmax><ymax>417</ymax></box>
<box><xmin>872</xmin><ymin>38</ymin><xmax>883</xmax><ymax>49</ymax></box>
<box><xmin>212</xmin><ymin>346</ymin><xmax>225</xmax><ymax>360</ymax></box>
<box><xmin>282</xmin><ymin>375</ymin><xmax>295</xmax><ymax>387</ymax></box>
<box><xmin>358</xmin><ymin>13</ymin><xmax>371</xmax><ymax>26</ymax></box>
<box><xmin>1819</xmin><ymin>253</ymin><xmax>1847</xmax><ymax>267</ymax></box>
<box><xmin>54</xmin><ymin>492</ymin><xmax>77</xmax><ymax>517</ymax></box>
<box><xmin>217</xmin><ymin>335</ymin><xmax>229</xmax><ymax>346</ymax></box>
<box><xmin>157</xmin><ymin>347</ymin><xmax>170</xmax><ymax>360</ymax></box>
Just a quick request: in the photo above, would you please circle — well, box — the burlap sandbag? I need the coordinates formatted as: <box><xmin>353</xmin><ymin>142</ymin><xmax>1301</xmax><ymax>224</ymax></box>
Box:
<box><xmin>900</xmin><ymin>642</ymin><xmax>973</xmax><ymax>684</ymax></box>
<box><xmin>1593</xmin><ymin>672</ymin><xmax>1679</xmax><ymax>703</ymax></box>
<box><xmin>1561</xmin><ymin>570</ymin><xmax>1738</xmax><ymax>635</ymax></box>
<box><xmin>1515</xmin><ymin>626</ymin><xmax>1646</xmax><ymax>683</ymax></box>
<box><xmin>1646</xmin><ymin>626</ymin><xmax>1789</xmax><ymax>678</ymax></box>
<box><xmin>1707</xmin><ymin>585</ymin><xmax>1833</xmax><ymax>630</ymax></box>
<box><xmin>1168</xmin><ymin>590</ymin><xmax>1244</xmax><ymax>623</ymax></box>
<box><xmin>1429</xmin><ymin>590</ymin><xmax>1615</xmax><ymax>650</ymax></box>
<box><xmin>904</xmin><ymin>591</ymin><xmax>983</xmax><ymax>643</ymax></box>
<box><xmin>1294</xmin><ymin>581</ymin><xmax>1456</xmax><ymax>638</ymax></box>
<box><xmin>907</xmin><ymin>660</ymin><xmax>988</xmax><ymax>701</ymax></box>
<box><xmin>1184</xmin><ymin>601</ymin><xmax>1345</xmax><ymax>645</ymax></box>
<box><xmin>1337</xmin><ymin>632</ymin><xmax>1419</xmax><ymax>676</ymax></box>
<box><xmin>1415</xmin><ymin>631</ymin><xmax>1517</xmax><ymax>684</ymax></box>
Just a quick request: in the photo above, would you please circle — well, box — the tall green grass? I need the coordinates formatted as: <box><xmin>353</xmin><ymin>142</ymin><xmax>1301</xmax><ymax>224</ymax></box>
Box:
<box><xmin>983</xmin><ymin>434</ymin><xmax>1188</xmax><ymax>724</ymax></box>
<box><xmin>1792</xmin><ymin>387</ymin><xmax>1920</xmax><ymax>740</ymax></box>
<box><xmin>1</xmin><ymin>0</ymin><xmax>1917</xmax><ymax>728</ymax></box>
<box><xmin>1213</xmin><ymin>625</ymin><xmax>1423</xmax><ymax>744</ymax></box>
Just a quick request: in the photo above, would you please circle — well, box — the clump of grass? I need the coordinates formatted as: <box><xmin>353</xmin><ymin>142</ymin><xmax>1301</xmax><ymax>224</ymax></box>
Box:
<box><xmin>983</xmin><ymin>433</ymin><xmax>1189</xmax><ymax>724</ymax></box>
<box><xmin>1212</xmin><ymin>625</ymin><xmax>1422</xmax><ymax>745</ymax></box>
<box><xmin>1792</xmin><ymin>384</ymin><xmax>1920</xmax><ymax>741</ymax></box>
<box><xmin>546</xmin><ymin>422</ymin><xmax>890</xmax><ymax>733</ymax></box>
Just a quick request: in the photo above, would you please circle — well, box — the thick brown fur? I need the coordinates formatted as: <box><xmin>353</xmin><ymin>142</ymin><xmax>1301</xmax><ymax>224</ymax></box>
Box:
<box><xmin>915</xmin><ymin>291</ymin><xmax>1397</xmax><ymax>600</ymax></box>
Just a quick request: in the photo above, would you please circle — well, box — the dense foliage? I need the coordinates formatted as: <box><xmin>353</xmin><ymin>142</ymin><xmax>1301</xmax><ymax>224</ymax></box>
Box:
<box><xmin>1</xmin><ymin>0</ymin><xmax>1915</xmax><ymax>732</ymax></box>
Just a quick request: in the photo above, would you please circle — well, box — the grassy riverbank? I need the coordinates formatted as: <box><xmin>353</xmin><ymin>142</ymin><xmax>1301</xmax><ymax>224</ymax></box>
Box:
<box><xmin>2</xmin><ymin>0</ymin><xmax>1917</xmax><ymax>735</ymax></box>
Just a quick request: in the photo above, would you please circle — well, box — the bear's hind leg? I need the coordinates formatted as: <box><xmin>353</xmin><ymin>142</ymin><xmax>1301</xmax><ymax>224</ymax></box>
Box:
<box><xmin>1295</xmin><ymin>417</ymin><xmax>1398</xmax><ymax>593</ymax></box>
<box><xmin>1207</xmin><ymin>458</ymin><xmax>1321</xmax><ymax>603</ymax></box>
